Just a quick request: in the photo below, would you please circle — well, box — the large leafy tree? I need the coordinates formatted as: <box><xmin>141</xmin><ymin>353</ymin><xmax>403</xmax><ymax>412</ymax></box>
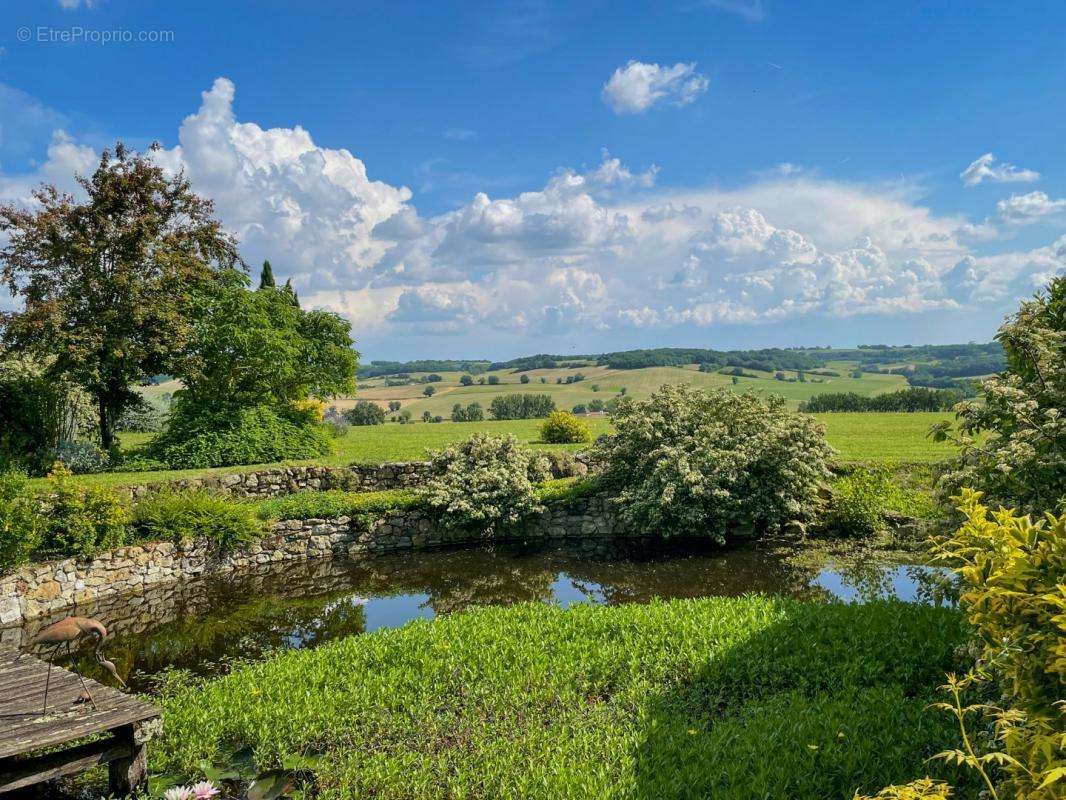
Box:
<box><xmin>0</xmin><ymin>142</ymin><xmax>241</xmax><ymax>449</ymax></box>
<box><xmin>171</xmin><ymin>269</ymin><xmax>358</xmax><ymax>415</ymax></box>
<box><xmin>933</xmin><ymin>275</ymin><xmax>1065</xmax><ymax>515</ymax></box>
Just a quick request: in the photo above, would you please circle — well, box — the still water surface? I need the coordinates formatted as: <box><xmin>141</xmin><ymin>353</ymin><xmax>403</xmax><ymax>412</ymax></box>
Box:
<box><xmin>10</xmin><ymin>539</ymin><xmax>942</xmax><ymax>693</ymax></box>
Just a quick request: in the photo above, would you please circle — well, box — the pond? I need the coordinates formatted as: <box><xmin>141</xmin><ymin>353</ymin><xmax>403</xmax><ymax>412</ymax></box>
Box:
<box><xmin>4</xmin><ymin>537</ymin><xmax>946</xmax><ymax>694</ymax></box>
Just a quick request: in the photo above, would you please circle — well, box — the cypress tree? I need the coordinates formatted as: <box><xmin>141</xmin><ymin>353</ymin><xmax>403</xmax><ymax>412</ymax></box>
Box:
<box><xmin>259</xmin><ymin>260</ymin><xmax>276</xmax><ymax>289</ymax></box>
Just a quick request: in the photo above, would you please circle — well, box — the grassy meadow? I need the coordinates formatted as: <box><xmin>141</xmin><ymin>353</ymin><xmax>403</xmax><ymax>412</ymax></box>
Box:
<box><xmin>65</xmin><ymin>411</ymin><xmax>956</xmax><ymax>489</ymax></box>
<box><xmin>344</xmin><ymin>360</ymin><xmax>910</xmax><ymax>417</ymax></box>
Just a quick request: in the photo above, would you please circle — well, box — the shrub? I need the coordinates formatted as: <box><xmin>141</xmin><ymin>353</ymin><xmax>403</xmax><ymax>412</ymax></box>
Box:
<box><xmin>39</xmin><ymin>464</ymin><xmax>129</xmax><ymax>557</ymax></box>
<box><xmin>928</xmin><ymin>491</ymin><xmax>1066</xmax><ymax>800</ymax></box>
<box><xmin>594</xmin><ymin>385</ymin><xmax>833</xmax><ymax>542</ymax></box>
<box><xmin>326</xmin><ymin>419</ymin><xmax>349</xmax><ymax>438</ymax></box>
<box><xmin>130</xmin><ymin>490</ymin><xmax>262</xmax><ymax>551</ymax></box>
<box><xmin>423</xmin><ymin>386</ymin><xmax>436</xmax><ymax>397</ymax></box>
<box><xmin>539</xmin><ymin>411</ymin><xmax>592</xmax><ymax>444</ymax></box>
<box><xmin>520</xmin><ymin>374</ymin><xmax>530</xmax><ymax>384</ymax></box>
<box><xmin>345</xmin><ymin>400</ymin><xmax>386</xmax><ymax>426</ymax></box>
<box><xmin>0</xmin><ymin>471</ymin><xmax>45</xmax><ymax>572</ymax></box>
<box><xmin>571</xmin><ymin>404</ymin><xmax>587</xmax><ymax>415</ymax></box>
<box><xmin>932</xmin><ymin>276</ymin><xmax>1065</xmax><ymax>516</ymax></box>
<box><xmin>116</xmin><ymin>398</ymin><xmax>168</xmax><ymax>433</ymax></box>
<box><xmin>53</xmin><ymin>440</ymin><xmax>111</xmax><ymax>474</ymax></box>
<box><xmin>460</xmin><ymin>375</ymin><xmax>474</xmax><ymax>386</ymax></box>
<box><xmin>147</xmin><ymin>405</ymin><xmax>333</xmax><ymax>469</ymax></box>
<box><xmin>487</xmin><ymin>375</ymin><xmax>500</xmax><ymax>385</ymax></box>
<box><xmin>587</xmin><ymin>399</ymin><xmax>605</xmax><ymax>412</ymax></box>
<box><xmin>256</xmin><ymin>489</ymin><xmax>418</xmax><ymax>521</ymax></box>
<box><xmin>419</xmin><ymin>434</ymin><xmax>549</xmax><ymax>529</ymax></box>
<box><xmin>0</xmin><ymin>358</ymin><xmax>96</xmax><ymax>475</ymax></box>
<box><xmin>489</xmin><ymin>393</ymin><xmax>556</xmax><ymax>420</ymax></box>
<box><xmin>388</xmin><ymin>401</ymin><xmax>402</xmax><ymax>412</ymax></box>
<box><xmin>398</xmin><ymin>409</ymin><xmax>412</xmax><ymax>424</ymax></box>
<box><xmin>451</xmin><ymin>402</ymin><xmax>485</xmax><ymax>422</ymax></box>
<box><xmin>824</xmin><ymin>467</ymin><xmax>900</xmax><ymax>535</ymax></box>
<box><xmin>854</xmin><ymin>779</ymin><xmax>952</xmax><ymax>800</ymax></box>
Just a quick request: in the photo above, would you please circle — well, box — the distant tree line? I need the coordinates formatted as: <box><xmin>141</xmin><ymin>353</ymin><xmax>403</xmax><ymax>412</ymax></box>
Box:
<box><xmin>798</xmin><ymin>387</ymin><xmax>965</xmax><ymax>413</ymax></box>
<box><xmin>489</xmin><ymin>394</ymin><xmax>555</xmax><ymax>420</ymax></box>
<box><xmin>359</xmin><ymin>359</ymin><xmax>491</xmax><ymax>379</ymax></box>
<box><xmin>596</xmin><ymin>348</ymin><xmax>825</xmax><ymax>372</ymax></box>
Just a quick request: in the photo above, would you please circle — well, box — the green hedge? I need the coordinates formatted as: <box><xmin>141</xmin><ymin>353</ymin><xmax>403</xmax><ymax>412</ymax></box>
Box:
<box><xmin>156</xmin><ymin>597</ymin><xmax>972</xmax><ymax>800</ymax></box>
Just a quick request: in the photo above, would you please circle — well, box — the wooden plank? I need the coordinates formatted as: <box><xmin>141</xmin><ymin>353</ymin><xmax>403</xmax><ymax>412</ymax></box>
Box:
<box><xmin>0</xmin><ymin>736</ymin><xmax>131</xmax><ymax>793</ymax></box>
<box><xmin>0</xmin><ymin>651</ymin><xmax>159</xmax><ymax>760</ymax></box>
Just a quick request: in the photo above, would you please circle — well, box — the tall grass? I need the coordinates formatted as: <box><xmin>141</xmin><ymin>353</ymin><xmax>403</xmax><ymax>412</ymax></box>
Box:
<box><xmin>156</xmin><ymin>596</ymin><xmax>971</xmax><ymax>800</ymax></box>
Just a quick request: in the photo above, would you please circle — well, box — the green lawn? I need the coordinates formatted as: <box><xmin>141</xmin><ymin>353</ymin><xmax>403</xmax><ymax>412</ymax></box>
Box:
<box><xmin>63</xmin><ymin>412</ymin><xmax>955</xmax><ymax>489</ymax></box>
<box><xmin>156</xmin><ymin>597</ymin><xmax>969</xmax><ymax>800</ymax></box>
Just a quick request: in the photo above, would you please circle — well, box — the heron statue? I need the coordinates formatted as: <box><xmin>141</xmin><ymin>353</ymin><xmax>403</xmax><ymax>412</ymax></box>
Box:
<box><xmin>29</xmin><ymin>615</ymin><xmax>126</xmax><ymax>714</ymax></box>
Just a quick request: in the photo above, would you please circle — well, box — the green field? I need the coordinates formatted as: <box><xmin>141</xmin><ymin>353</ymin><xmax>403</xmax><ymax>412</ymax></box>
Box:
<box><xmin>345</xmin><ymin>360</ymin><xmax>909</xmax><ymax>418</ymax></box>
<box><xmin>64</xmin><ymin>411</ymin><xmax>956</xmax><ymax>489</ymax></box>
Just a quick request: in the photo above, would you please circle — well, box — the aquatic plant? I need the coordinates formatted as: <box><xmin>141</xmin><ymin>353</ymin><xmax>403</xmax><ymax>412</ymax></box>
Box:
<box><xmin>156</xmin><ymin>597</ymin><xmax>970</xmax><ymax>799</ymax></box>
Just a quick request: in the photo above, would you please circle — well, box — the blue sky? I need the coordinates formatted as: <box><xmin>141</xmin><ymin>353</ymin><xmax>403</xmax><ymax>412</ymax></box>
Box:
<box><xmin>2</xmin><ymin>0</ymin><xmax>1064</xmax><ymax>360</ymax></box>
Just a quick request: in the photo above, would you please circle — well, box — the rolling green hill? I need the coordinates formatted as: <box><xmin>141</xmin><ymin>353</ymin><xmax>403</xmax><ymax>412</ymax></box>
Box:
<box><xmin>338</xmin><ymin>361</ymin><xmax>909</xmax><ymax>418</ymax></box>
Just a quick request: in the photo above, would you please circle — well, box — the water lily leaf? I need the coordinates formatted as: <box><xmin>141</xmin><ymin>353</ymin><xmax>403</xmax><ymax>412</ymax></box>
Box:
<box><xmin>247</xmin><ymin>770</ymin><xmax>296</xmax><ymax>800</ymax></box>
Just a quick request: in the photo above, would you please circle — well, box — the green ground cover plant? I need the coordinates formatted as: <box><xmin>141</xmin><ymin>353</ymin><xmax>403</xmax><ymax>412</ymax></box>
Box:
<box><xmin>129</xmin><ymin>490</ymin><xmax>263</xmax><ymax>551</ymax></box>
<box><xmin>255</xmin><ymin>488</ymin><xmax>419</xmax><ymax>521</ymax></box>
<box><xmin>155</xmin><ymin>597</ymin><xmax>970</xmax><ymax>800</ymax></box>
<box><xmin>824</xmin><ymin>466</ymin><xmax>936</xmax><ymax>534</ymax></box>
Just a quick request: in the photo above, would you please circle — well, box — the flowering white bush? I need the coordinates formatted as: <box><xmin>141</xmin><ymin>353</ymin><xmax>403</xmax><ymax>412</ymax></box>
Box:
<box><xmin>419</xmin><ymin>433</ymin><xmax>549</xmax><ymax>529</ymax></box>
<box><xmin>593</xmin><ymin>384</ymin><xmax>833</xmax><ymax>542</ymax></box>
<box><xmin>932</xmin><ymin>276</ymin><xmax>1065</xmax><ymax>516</ymax></box>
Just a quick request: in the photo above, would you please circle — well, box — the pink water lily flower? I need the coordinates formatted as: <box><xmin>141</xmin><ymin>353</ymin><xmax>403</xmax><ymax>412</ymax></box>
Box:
<box><xmin>190</xmin><ymin>781</ymin><xmax>221</xmax><ymax>800</ymax></box>
<box><xmin>163</xmin><ymin>788</ymin><xmax>193</xmax><ymax>800</ymax></box>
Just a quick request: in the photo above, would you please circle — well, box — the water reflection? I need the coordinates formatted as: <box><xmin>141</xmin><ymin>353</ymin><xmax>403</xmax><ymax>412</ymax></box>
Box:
<box><xmin>4</xmin><ymin>539</ymin><xmax>946</xmax><ymax>692</ymax></box>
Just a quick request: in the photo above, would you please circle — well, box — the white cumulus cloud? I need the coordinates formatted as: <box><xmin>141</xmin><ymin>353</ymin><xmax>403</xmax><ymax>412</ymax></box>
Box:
<box><xmin>961</xmin><ymin>153</ymin><xmax>1040</xmax><ymax>187</ymax></box>
<box><xmin>602</xmin><ymin>61</ymin><xmax>709</xmax><ymax>115</ymax></box>
<box><xmin>997</xmin><ymin>191</ymin><xmax>1066</xmax><ymax>224</ymax></box>
<box><xmin>3</xmin><ymin>77</ymin><xmax>1064</xmax><ymax>352</ymax></box>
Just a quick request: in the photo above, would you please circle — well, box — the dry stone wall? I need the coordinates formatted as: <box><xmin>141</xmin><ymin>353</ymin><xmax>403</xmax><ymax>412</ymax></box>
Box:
<box><xmin>120</xmin><ymin>458</ymin><xmax>587</xmax><ymax>499</ymax></box>
<box><xmin>122</xmin><ymin>462</ymin><xmax>434</xmax><ymax>499</ymax></box>
<box><xmin>0</xmin><ymin>495</ymin><xmax>625</xmax><ymax>628</ymax></box>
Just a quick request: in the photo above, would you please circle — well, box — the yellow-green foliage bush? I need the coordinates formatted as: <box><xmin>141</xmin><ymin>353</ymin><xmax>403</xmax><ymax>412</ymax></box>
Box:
<box><xmin>40</xmin><ymin>463</ymin><xmax>129</xmax><ymax>557</ymax></box>
<box><xmin>866</xmin><ymin>491</ymin><xmax>1065</xmax><ymax>799</ymax></box>
<box><xmin>854</xmin><ymin>779</ymin><xmax>952</xmax><ymax>799</ymax></box>
<box><xmin>0</xmin><ymin>470</ymin><xmax>45</xmax><ymax>572</ymax></box>
<box><xmin>539</xmin><ymin>410</ymin><xmax>592</xmax><ymax>444</ymax></box>
<box><xmin>929</xmin><ymin>491</ymin><xmax>1065</xmax><ymax>800</ymax></box>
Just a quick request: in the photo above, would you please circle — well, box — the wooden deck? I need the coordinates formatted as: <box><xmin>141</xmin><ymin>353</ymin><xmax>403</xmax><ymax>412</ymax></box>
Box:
<box><xmin>0</xmin><ymin>649</ymin><xmax>160</xmax><ymax>795</ymax></box>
